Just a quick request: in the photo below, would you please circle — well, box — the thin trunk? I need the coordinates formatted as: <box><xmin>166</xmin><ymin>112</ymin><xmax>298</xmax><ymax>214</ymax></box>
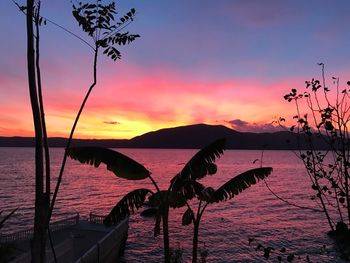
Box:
<box><xmin>344</xmin><ymin>164</ymin><xmax>350</xmax><ymax>225</ymax></box>
<box><xmin>162</xmin><ymin>205</ymin><xmax>170</xmax><ymax>263</ymax></box>
<box><xmin>48</xmin><ymin>47</ymin><xmax>98</xmax><ymax>222</ymax></box>
<box><xmin>192</xmin><ymin>202</ymin><xmax>207</xmax><ymax>263</ymax></box>
<box><xmin>315</xmin><ymin>179</ymin><xmax>334</xmax><ymax>231</ymax></box>
<box><xmin>35</xmin><ymin>5</ymin><xmax>51</xmax><ymax>262</ymax></box>
<box><xmin>35</xmin><ymin>7</ymin><xmax>50</xmax><ymax>203</ymax></box>
<box><xmin>310</xmin><ymin>151</ymin><xmax>334</xmax><ymax>231</ymax></box>
<box><xmin>192</xmin><ymin>220</ymin><xmax>199</xmax><ymax>263</ymax></box>
<box><xmin>148</xmin><ymin>174</ymin><xmax>160</xmax><ymax>192</ymax></box>
<box><xmin>27</xmin><ymin>1</ymin><xmax>46</xmax><ymax>262</ymax></box>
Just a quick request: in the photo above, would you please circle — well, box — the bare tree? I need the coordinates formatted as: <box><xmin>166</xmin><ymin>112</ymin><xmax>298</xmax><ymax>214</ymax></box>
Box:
<box><xmin>283</xmin><ymin>64</ymin><xmax>350</xmax><ymax>236</ymax></box>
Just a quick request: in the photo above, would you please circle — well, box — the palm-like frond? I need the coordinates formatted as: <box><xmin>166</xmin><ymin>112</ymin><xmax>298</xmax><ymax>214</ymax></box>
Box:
<box><xmin>170</xmin><ymin>138</ymin><xmax>226</xmax><ymax>191</ymax></box>
<box><xmin>182</xmin><ymin>208</ymin><xmax>194</xmax><ymax>226</ymax></box>
<box><xmin>149</xmin><ymin>190</ymin><xmax>169</xmax><ymax>207</ymax></box>
<box><xmin>210</xmin><ymin>167</ymin><xmax>273</xmax><ymax>203</ymax></box>
<box><xmin>140</xmin><ymin>207</ymin><xmax>158</xmax><ymax>217</ymax></box>
<box><xmin>104</xmin><ymin>188</ymin><xmax>152</xmax><ymax>226</ymax></box>
<box><xmin>67</xmin><ymin>147</ymin><xmax>150</xmax><ymax>180</ymax></box>
<box><xmin>170</xmin><ymin>180</ymin><xmax>205</xmax><ymax>206</ymax></box>
<box><xmin>148</xmin><ymin>189</ymin><xmax>194</xmax><ymax>209</ymax></box>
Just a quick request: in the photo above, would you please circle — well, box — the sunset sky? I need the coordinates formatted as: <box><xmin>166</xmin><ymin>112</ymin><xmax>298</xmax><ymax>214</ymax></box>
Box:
<box><xmin>1</xmin><ymin>0</ymin><xmax>350</xmax><ymax>139</ymax></box>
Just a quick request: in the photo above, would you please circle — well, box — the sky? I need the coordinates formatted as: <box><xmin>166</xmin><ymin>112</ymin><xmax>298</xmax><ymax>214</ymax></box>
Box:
<box><xmin>1</xmin><ymin>0</ymin><xmax>350</xmax><ymax>139</ymax></box>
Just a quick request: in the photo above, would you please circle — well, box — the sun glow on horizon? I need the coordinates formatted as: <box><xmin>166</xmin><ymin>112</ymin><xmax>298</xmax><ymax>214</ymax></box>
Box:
<box><xmin>1</xmin><ymin>1</ymin><xmax>350</xmax><ymax>139</ymax></box>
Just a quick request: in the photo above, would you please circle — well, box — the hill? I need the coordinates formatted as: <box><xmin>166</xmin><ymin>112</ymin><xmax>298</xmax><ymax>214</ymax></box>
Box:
<box><xmin>0</xmin><ymin>124</ymin><xmax>328</xmax><ymax>149</ymax></box>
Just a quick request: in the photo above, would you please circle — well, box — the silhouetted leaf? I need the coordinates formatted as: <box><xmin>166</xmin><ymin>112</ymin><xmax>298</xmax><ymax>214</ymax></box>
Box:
<box><xmin>182</xmin><ymin>208</ymin><xmax>194</xmax><ymax>226</ymax></box>
<box><xmin>210</xmin><ymin>167</ymin><xmax>272</xmax><ymax>203</ymax></box>
<box><xmin>168</xmin><ymin>190</ymin><xmax>192</xmax><ymax>208</ymax></box>
<box><xmin>324</xmin><ymin>121</ymin><xmax>334</xmax><ymax>131</ymax></box>
<box><xmin>104</xmin><ymin>188</ymin><xmax>152</xmax><ymax>226</ymax></box>
<box><xmin>198</xmin><ymin>187</ymin><xmax>215</xmax><ymax>202</ymax></box>
<box><xmin>140</xmin><ymin>207</ymin><xmax>158</xmax><ymax>217</ymax></box>
<box><xmin>149</xmin><ymin>190</ymin><xmax>169</xmax><ymax>207</ymax></box>
<box><xmin>67</xmin><ymin>147</ymin><xmax>150</xmax><ymax>180</ymax></box>
<box><xmin>148</xmin><ymin>190</ymin><xmax>189</xmax><ymax>208</ymax></box>
<box><xmin>171</xmin><ymin>139</ymin><xmax>226</xmax><ymax>190</ymax></box>
<box><xmin>287</xmin><ymin>254</ymin><xmax>295</xmax><ymax>262</ymax></box>
<box><xmin>72</xmin><ymin>1</ymin><xmax>138</xmax><ymax>54</ymax></box>
<box><xmin>170</xmin><ymin>180</ymin><xmax>205</xmax><ymax>205</ymax></box>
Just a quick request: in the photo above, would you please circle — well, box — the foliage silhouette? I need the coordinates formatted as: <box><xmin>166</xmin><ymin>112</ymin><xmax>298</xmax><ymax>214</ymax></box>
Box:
<box><xmin>67</xmin><ymin>147</ymin><xmax>150</xmax><ymax>180</ymax></box>
<box><xmin>50</xmin><ymin>0</ymin><xmax>140</xmax><ymax>224</ymax></box>
<box><xmin>179</xmin><ymin>167</ymin><xmax>272</xmax><ymax>262</ymax></box>
<box><xmin>104</xmin><ymin>189</ymin><xmax>153</xmax><ymax>226</ymax></box>
<box><xmin>281</xmin><ymin>64</ymin><xmax>350</xmax><ymax>259</ymax></box>
<box><xmin>68</xmin><ymin>138</ymin><xmax>226</xmax><ymax>263</ymax></box>
<box><xmin>18</xmin><ymin>0</ymin><xmax>139</xmax><ymax>261</ymax></box>
<box><xmin>68</xmin><ymin>138</ymin><xmax>273</xmax><ymax>262</ymax></box>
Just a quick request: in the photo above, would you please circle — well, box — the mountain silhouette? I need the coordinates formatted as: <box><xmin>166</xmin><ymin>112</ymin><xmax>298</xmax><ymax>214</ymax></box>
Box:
<box><xmin>0</xmin><ymin>124</ymin><xmax>328</xmax><ymax>150</ymax></box>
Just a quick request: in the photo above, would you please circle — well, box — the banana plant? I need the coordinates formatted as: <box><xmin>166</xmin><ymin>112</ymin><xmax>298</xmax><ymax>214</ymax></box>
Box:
<box><xmin>67</xmin><ymin>138</ymin><xmax>226</xmax><ymax>263</ymax></box>
<box><xmin>179</xmin><ymin>167</ymin><xmax>273</xmax><ymax>263</ymax></box>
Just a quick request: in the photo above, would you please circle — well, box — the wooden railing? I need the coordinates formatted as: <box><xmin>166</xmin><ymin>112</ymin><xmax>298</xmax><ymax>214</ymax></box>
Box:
<box><xmin>75</xmin><ymin>218</ymin><xmax>129</xmax><ymax>263</ymax></box>
<box><xmin>0</xmin><ymin>213</ymin><xmax>80</xmax><ymax>244</ymax></box>
<box><xmin>89</xmin><ymin>213</ymin><xmax>105</xmax><ymax>224</ymax></box>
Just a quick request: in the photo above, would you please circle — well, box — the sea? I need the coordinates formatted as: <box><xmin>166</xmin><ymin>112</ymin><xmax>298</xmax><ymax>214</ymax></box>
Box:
<box><xmin>0</xmin><ymin>148</ymin><xmax>346</xmax><ymax>262</ymax></box>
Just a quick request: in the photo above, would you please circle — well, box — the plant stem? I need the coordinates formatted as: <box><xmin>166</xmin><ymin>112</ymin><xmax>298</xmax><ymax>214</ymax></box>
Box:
<box><xmin>192</xmin><ymin>200</ymin><xmax>205</xmax><ymax>263</ymax></box>
<box><xmin>192</xmin><ymin>220</ymin><xmax>199</xmax><ymax>263</ymax></box>
<box><xmin>35</xmin><ymin>0</ymin><xmax>50</xmax><ymax>210</ymax></box>
<box><xmin>162</xmin><ymin>205</ymin><xmax>170</xmax><ymax>263</ymax></box>
<box><xmin>48</xmin><ymin>46</ymin><xmax>99</xmax><ymax>222</ymax></box>
<box><xmin>27</xmin><ymin>1</ymin><xmax>46</xmax><ymax>262</ymax></box>
<box><xmin>148</xmin><ymin>174</ymin><xmax>160</xmax><ymax>192</ymax></box>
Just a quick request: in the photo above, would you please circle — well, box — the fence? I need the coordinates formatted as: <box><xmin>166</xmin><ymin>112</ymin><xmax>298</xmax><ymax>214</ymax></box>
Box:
<box><xmin>0</xmin><ymin>213</ymin><xmax>80</xmax><ymax>244</ymax></box>
<box><xmin>75</xmin><ymin>218</ymin><xmax>129</xmax><ymax>263</ymax></box>
<box><xmin>89</xmin><ymin>213</ymin><xmax>105</xmax><ymax>224</ymax></box>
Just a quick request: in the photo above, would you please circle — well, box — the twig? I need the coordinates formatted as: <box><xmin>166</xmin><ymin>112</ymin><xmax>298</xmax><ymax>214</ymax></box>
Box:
<box><xmin>11</xmin><ymin>0</ymin><xmax>95</xmax><ymax>50</ymax></box>
<box><xmin>264</xmin><ymin>180</ymin><xmax>324</xmax><ymax>213</ymax></box>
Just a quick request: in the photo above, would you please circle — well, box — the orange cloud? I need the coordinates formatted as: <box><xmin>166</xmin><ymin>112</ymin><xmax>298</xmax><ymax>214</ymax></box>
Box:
<box><xmin>0</xmin><ymin>60</ymin><xmax>309</xmax><ymax>139</ymax></box>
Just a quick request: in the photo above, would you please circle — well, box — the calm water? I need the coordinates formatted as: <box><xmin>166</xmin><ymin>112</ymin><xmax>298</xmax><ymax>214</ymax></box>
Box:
<box><xmin>0</xmin><ymin>148</ymin><xmax>345</xmax><ymax>262</ymax></box>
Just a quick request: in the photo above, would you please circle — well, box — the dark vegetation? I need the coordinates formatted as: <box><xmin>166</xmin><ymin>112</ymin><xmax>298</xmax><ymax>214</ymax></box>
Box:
<box><xmin>246</xmin><ymin>65</ymin><xmax>350</xmax><ymax>262</ymax></box>
<box><xmin>14</xmin><ymin>0</ymin><xmax>348</xmax><ymax>262</ymax></box>
<box><xmin>67</xmin><ymin>138</ymin><xmax>272</xmax><ymax>262</ymax></box>
<box><xmin>20</xmin><ymin>0</ymin><xmax>139</xmax><ymax>261</ymax></box>
<box><xmin>276</xmin><ymin>64</ymin><xmax>350</xmax><ymax>260</ymax></box>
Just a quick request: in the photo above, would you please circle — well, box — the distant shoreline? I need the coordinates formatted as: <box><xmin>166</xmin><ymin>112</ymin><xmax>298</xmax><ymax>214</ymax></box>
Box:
<box><xmin>0</xmin><ymin>124</ymin><xmax>330</xmax><ymax>150</ymax></box>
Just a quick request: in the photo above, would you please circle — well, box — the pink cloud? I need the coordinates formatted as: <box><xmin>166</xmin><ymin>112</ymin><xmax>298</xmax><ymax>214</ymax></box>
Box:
<box><xmin>226</xmin><ymin>119</ymin><xmax>285</xmax><ymax>133</ymax></box>
<box><xmin>223</xmin><ymin>0</ymin><xmax>302</xmax><ymax>28</ymax></box>
<box><xmin>0</xmin><ymin>57</ymin><xmax>314</xmax><ymax>138</ymax></box>
<box><xmin>103</xmin><ymin>121</ymin><xmax>120</xmax><ymax>125</ymax></box>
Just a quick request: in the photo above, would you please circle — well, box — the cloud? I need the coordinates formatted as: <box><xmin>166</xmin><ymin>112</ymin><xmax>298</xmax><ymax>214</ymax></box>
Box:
<box><xmin>227</xmin><ymin>0</ymin><xmax>301</xmax><ymax>28</ymax></box>
<box><xmin>226</xmin><ymin>119</ymin><xmax>285</xmax><ymax>133</ymax></box>
<box><xmin>103</xmin><ymin>121</ymin><xmax>120</xmax><ymax>125</ymax></box>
